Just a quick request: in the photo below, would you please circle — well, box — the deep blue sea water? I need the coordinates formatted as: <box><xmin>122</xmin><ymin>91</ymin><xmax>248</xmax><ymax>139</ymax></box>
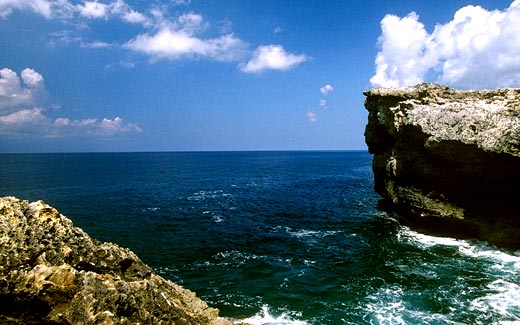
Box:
<box><xmin>0</xmin><ymin>151</ymin><xmax>519</xmax><ymax>324</ymax></box>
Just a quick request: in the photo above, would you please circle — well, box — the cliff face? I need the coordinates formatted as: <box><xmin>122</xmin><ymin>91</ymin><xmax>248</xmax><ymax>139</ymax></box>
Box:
<box><xmin>0</xmin><ymin>196</ymin><xmax>231</xmax><ymax>324</ymax></box>
<box><xmin>364</xmin><ymin>83</ymin><xmax>520</xmax><ymax>249</ymax></box>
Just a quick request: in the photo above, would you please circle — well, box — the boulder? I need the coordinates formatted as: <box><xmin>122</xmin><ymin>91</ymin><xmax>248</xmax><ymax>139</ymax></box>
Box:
<box><xmin>0</xmin><ymin>196</ymin><xmax>232</xmax><ymax>324</ymax></box>
<box><xmin>364</xmin><ymin>83</ymin><xmax>520</xmax><ymax>249</ymax></box>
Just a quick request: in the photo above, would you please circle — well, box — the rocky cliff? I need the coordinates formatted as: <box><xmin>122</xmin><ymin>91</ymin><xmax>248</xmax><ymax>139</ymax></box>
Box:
<box><xmin>364</xmin><ymin>83</ymin><xmax>520</xmax><ymax>249</ymax></box>
<box><xmin>0</xmin><ymin>196</ymin><xmax>232</xmax><ymax>324</ymax></box>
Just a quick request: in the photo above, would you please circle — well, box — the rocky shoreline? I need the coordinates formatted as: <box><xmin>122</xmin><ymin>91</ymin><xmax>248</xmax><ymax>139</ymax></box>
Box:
<box><xmin>364</xmin><ymin>83</ymin><xmax>520</xmax><ymax>249</ymax></box>
<box><xmin>0</xmin><ymin>196</ymin><xmax>233</xmax><ymax>324</ymax></box>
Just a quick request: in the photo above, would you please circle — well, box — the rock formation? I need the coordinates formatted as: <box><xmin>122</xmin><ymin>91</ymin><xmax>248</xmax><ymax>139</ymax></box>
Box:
<box><xmin>364</xmin><ymin>83</ymin><xmax>520</xmax><ymax>249</ymax></box>
<box><xmin>0</xmin><ymin>196</ymin><xmax>232</xmax><ymax>324</ymax></box>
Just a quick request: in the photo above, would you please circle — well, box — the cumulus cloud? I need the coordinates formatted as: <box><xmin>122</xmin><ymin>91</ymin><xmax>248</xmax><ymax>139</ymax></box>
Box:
<box><xmin>320</xmin><ymin>84</ymin><xmax>334</xmax><ymax>95</ymax></box>
<box><xmin>0</xmin><ymin>107</ymin><xmax>47</xmax><ymax>125</ymax></box>
<box><xmin>76</xmin><ymin>0</ymin><xmax>148</xmax><ymax>24</ymax></box>
<box><xmin>121</xmin><ymin>9</ymin><xmax>147</xmax><ymax>24</ymax></box>
<box><xmin>0</xmin><ymin>68</ymin><xmax>45</xmax><ymax>111</ymax></box>
<box><xmin>0</xmin><ymin>67</ymin><xmax>141</xmax><ymax>137</ymax></box>
<box><xmin>124</xmin><ymin>13</ymin><xmax>247</xmax><ymax>62</ymax></box>
<box><xmin>76</xmin><ymin>1</ymin><xmax>108</xmax><ymax>19</ymax></box>
<box><xmin>239</xmin><ymin>45</ymin><xmax>308</xmax><ymax>73</ymax></box>
<box><xmin>371</xmin><ymin>0</ymin><xmax>520</xmax><ymax>89</ymax></box>
<box><xmin>0</xmin><ymin>107</ymin><xmax>52</xmax><ymax>136</ymax></box>
<box><xmin>125</xmin><ymin>28</ymin><xmax>246</xmax><ymax>61</ymax></box>
<box><xmin>2</xmin><ymin>1</ymin><xmax>307</xmax><ymax>73</ymax></box>
<box><xmin>0</xmin><ymin>0</ymin><xmax>148</xmax><ymax>24</ymax></box>
<box><xmin>54</xmin><ymin>116</ymin><xmax>142</xmax><ymax>136</ymax></box>
<box><xmin>21</xmin><ymin>68</ymin><xmax>44</xmax><ymax>87</ymax></box>
<box><xmin>0</xmin><ymin>0</ymin><xmax>74</xmax><ymax>19</ymax></box>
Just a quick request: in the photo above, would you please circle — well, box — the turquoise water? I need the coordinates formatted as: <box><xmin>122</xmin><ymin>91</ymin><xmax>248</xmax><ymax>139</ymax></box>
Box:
<box><xmin>0</xmin><ymin>151</ymin><xmax>518</xmax><ymax>324</ymax></box>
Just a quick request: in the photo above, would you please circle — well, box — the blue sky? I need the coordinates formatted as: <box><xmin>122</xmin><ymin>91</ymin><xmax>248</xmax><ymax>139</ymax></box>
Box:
<box><xmin>0</xmin><ymin>0</ymin><xmax>517</xmax><ymax>152</ymax></box>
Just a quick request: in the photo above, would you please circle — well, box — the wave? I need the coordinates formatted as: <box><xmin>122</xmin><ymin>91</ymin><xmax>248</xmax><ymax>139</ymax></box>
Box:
<box><xmin>471</xmin><ymin>279</ymin><xmax>520</xmax><ymax>321</ymax></box>
<box><xmin>187</xmin><ymin>190</ymin><xmax>232</xmax><ymax>201</ymax></box>
<box><xmin>271</xmin><ymin>226</ymin><xmax>345</xmax><ymax>241</ymax></box>
<box><xmin>363</xmin><ymin>285</ymin><xmax>459</xmax><ymax>325</ymax></box>
<box><xmin>234</xmin><ymin>305</ymin><xmax>308</xmax><ymax>325</ymax></box>
<box><xmin>392</xmin><ymin>226</ymin><xmax>520</xmax><ymax>324</ymax></box>
<box><xmin>397</xmin><ymin>226</ymin><xmax>520</xmax><ymax>266</ymax></box>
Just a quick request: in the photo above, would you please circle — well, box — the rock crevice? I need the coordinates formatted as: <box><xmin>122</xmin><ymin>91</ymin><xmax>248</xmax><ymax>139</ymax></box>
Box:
<box><xmin>364</xmin><ymin>83</ymin><xmax>520</xmax><ymax>249</ymax></box>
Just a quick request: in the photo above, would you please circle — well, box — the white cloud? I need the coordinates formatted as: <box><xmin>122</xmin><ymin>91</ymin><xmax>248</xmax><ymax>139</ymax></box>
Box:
<box><xmin>0</xmin><ymin>108</ymin><xmax>47</xmax><ymax>125</ymax></box>
<box><xmin>99</xmin><ymin>117</ymin><xmax>142</xmax><ymax>135</ymax></box>
<box><xmin>0</xmin><ymin>107</ymin><xmax>52</xmax><ymax>136</ymax></box>
<box><xmin>0</xmin><ymin>0</ymin><xmax>74</xmax><ymax>19</ymax></box>
<box><xmin>125</xmin><ymin>22</ymin><xmax>246</xmax><ymax>62</ymax></box>
<box><xmin>320</xmin><ymin>84</ymin><xmax>334</xmax><ymax>95</ymax></box>
<box><xmin>1</xmin><ymin>1</ymin><xmax>307</xmax><ymax>74</ymax></box>
<box><xmin>0</xmin><ymin>68</ymin><xmax>45</xmax><ymax>111</ymax></box>
<box><xmin>124</xmin><ymin>12</ymin><xmax>248</xmax><ymax>62</ymax></box>
<box><xmin>306</xmin><ymin>110</ymin><xmax>317</xmax><ymax>123</ymax></box>
<box><xmin>75</xmin><ymin>0</ymin><xmax>148</xmax><ymax>24</ymax></box>
<box><xmin>0</xmin><ymin>69</ymin><xmax>23</xmax><ymax>100</ymax></box>
<box><xmin>177</xmin><ymin>12</ymin><xmax>206</xmax><ymax>34</ymax></box>
<box><xmin>76</xmin><ymin>1</ymin><xmax>108</xmax><ymax>19</ymax></box>
<box><xmin>54</xmin><ymin>116</ymin><xmax>142</xmax><ymax>135</ymax></box>
<box><xmin>106</xmin><ymin>59</ymin><xmax>136</xmax><ymax>70</ymax></box>
<box><xmin>318</xmin><ymin>99</ymin><xmax>328</xmax><ymax>109</ymax></box>
<box><xmin>239</xmin><ymin>45</ymin><xmax>308</xmax><ymax>73</ymax></box>
<box><xmin>81</xmin><ymin>40</ymin><xmax>112</xmax><ymax>48</ymax></box>
<box><xmin>171</xmin><ymin>0</ymin><xmax>191</xmax><ymax>6</ymax></box>
<box><xmin>0</xmin><ymin>67</ymin><xmax>141</xmax><ymax>137</ymax></box>
<box><xmin>0</xmin><ymin>0</ymin><xmax>147</xmax><ymax>23</ymax></box>
<box><xmin>371</xmin><ymin>0</ymin><xmax>520</xmax><ymax>89</ymax></box>
<box><xmin>121</xmin><ymin>9</ymin><xmax>147</xmax><ymax>24</ymax></box>
<box><xmin>21</xmin><ymin>68</ymin><xmax>44</xmax><ymax>87</ymax></box>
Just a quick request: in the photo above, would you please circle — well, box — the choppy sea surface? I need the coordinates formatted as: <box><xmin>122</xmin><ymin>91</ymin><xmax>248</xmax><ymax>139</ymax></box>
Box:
<box><xmin>0</xmin><ymin>151</ymin><xmax>519</xmax><ymax>324</ymax></box>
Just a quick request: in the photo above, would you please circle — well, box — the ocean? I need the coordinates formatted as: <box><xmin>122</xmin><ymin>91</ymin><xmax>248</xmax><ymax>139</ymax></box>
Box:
<box><xmin>0</xmin><ymin>151</ymin><xmax>518</xmax><ymax>324</ymax></box>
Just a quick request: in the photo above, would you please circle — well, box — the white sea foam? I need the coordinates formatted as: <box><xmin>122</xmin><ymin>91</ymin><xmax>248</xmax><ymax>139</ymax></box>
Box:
<box><xmin>365</xmin><ymin>286</ymin><xmax>466</xmax><ymax>324</ymax></box>
<box><xmin>398</xmin><ymin>226</ymin><xmax>520</xmax><ymax>267</ymax></box>
<box><xmin>187</xmin><ymin>190</ymin><xmax>232</xmax><ymax>201</ymax></box>
<box><xmin>142</xmin><ymin>207</ymin><xmax>160</xmax><ymax>212</ymax></box>
<box><xmin>397</xmin><ymin>227</ymin><xmax>463</xmax><ymax>248</ymax></box>
<box><xmin>235</xmin><ymin>305</ymin><xmax>308</xmax><ymax>325</ymax></box>
<box><xmin>470</xmin><ymin>279</ymin><xmax>520</xmax><ymax>322</ymax></box>
<box><xmin>283</xmin><ymin>227</ymin><xmax>343</xmax><ymax>240</ymax></box>
<box><xmin>213</xmin><ymin>250</ymin><xmax>262</xmax><ymax>267</ymax></box>
<box><xmin>396</xmin><ymin>226</ymin><xmax>520</xmax><ymax>323</ymax></box>
<box><xmin>365</xmin><ymin>286</ymin><xmax>407</xmax><ymax>324</ymax></box>
<box><xmin>287</xmin><ymin>229</ymin><xmax>321</xmax><ymax>238</ymax></box>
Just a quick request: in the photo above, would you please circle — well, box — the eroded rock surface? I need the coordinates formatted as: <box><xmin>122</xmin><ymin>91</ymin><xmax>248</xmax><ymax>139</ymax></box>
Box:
<box><xmin>364</xmin><ymin>83</ymin><xmax>520</xmax><ymax>249</ymax></box>
<box><xmin>0</xmin><ymin>196</ymin><xmax>232</xmax><ymax>324</ymax></box>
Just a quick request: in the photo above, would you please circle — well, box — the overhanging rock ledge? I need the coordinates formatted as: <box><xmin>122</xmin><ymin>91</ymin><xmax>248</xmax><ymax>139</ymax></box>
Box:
<box><xmin>364</xmin><ymin>83</ymin><xmax>520</xmax><ymax>249</ymax></box>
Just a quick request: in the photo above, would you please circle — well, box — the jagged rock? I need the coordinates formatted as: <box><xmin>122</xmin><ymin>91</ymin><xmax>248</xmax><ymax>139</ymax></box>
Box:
<box><xmin>364</xmin><ymin>83</ymin><xmax>520</xmax><ymax>249</ymax></box>
<box><xmin>0</xmin><ymin>196</ymin><xmax>232</xmax><ymax>324</ymax></box>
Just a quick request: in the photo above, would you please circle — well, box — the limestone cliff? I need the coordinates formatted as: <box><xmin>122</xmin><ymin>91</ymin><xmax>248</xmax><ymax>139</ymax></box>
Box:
<box><xmin>364</xmin><ymin>83</ymin><xmax>520</xmax><ymax>249</ymax></box>
<box><xmin>0</xmin><ymin>196</ymin><xmax>232</xmax><ymax>324</ymax></box>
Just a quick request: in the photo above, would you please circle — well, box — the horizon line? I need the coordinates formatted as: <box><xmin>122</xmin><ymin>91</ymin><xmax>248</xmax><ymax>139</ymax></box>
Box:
<box><xmin>0</xmin><ymin>148</ymin><xmax>369</xmax><ymax>155</ymax></box>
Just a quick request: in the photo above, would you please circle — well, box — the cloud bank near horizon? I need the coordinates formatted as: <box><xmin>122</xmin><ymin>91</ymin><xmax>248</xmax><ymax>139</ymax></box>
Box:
<box><xmin>371</xmin><ymin>0</ymin><xmax>520</xmax><ymax>89</ymax></box>
<box><xmin>0</xmin><ymin>68</ymin><xmax>141</xmax><ymax>137</ymax></box>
